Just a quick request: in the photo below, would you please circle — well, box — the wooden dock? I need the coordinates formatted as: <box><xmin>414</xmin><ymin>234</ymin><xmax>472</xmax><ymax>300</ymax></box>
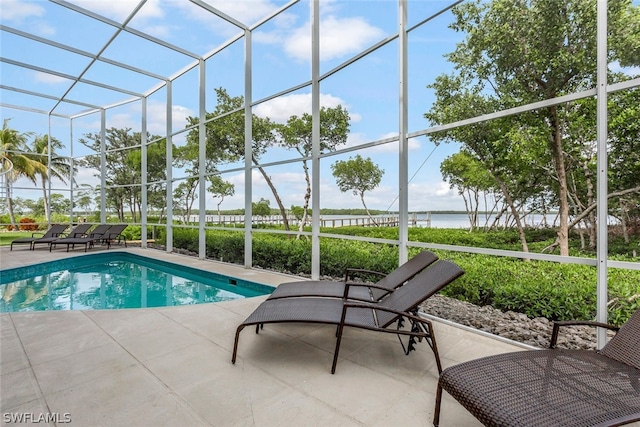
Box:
<box><xmin>182</xmin><ymin>213</ymin><xmax>431</xmax><ymax>228</ymax></box>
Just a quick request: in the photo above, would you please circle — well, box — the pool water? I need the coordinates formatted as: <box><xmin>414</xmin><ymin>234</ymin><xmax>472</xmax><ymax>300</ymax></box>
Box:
<box><xmin>0</xmin><ymin>252</ymin><xmax>274</xmax><ymax>312</ymax></box>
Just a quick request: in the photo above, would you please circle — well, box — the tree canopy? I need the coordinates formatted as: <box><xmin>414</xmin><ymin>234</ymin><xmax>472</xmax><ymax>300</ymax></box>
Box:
<box><xmin>331</xmin><ymin>154</ymin><xmax>384</xmax><ymax>224</ymax></box>
<box><xmin>425</xmin><ymin>0</ymin><xmax>640</xmax><ymax>254</ymax></box>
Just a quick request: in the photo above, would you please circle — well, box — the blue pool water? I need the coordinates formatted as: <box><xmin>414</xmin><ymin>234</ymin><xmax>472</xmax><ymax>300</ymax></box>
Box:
<box><xmin>0</xmin><ymin>252</ymin><xmax>274</xmax><ymax>312</ymax></box>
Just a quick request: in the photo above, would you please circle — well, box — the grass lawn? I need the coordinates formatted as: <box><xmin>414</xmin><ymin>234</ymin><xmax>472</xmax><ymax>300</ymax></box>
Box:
<box><xmin>0</xmin><ymin>231</ymin><xmax>35</xmax><ymax>246</ymax></box>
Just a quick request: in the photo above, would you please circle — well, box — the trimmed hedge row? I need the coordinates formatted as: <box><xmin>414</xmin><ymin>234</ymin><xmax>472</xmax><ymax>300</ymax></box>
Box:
<box><xmin>159</xmin><ymin>227</ymin><xmax>639</xmax><ymax>325</ymax></box>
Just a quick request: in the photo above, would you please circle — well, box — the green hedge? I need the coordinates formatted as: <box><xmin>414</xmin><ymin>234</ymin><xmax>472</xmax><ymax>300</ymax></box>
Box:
<box><xmin>156</xmin><ymin>227</ymin><xmax>639</xmax><ymax>325</ymax></box>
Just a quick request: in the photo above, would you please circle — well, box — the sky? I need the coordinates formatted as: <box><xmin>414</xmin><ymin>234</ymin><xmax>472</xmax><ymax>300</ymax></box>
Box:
<box><xmin>3</xmin><ymin>0</ymin><xmax>634</xmax><ymax>215</ymax></box>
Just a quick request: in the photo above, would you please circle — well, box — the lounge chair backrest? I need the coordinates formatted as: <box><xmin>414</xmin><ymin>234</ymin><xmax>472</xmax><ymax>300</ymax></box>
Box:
<box><xmin>68</xmin><ymin>223</ymin><xmax>93</xmax><ymax>237</ymax></box>
<box><xmin>600</xmin><ymin>309</ymin><xmax>640</xmax><ymax>369</ymax></box>
<box><xmin>375</xmin><ymin>260</ymin><xmax>464</xmax><ymax>327</ymax></box>
<box><xmin>89</xmin><ymin>224</ymin><xmax>111</xmax><ymax>237</ymax></box>
<box><xmin>105</xmin><ymin>224</ymin><xmax>127</xmax><ymax>236</ymax></box>
<box><xmin>371</xmin><ymin>251</ymin><xmax>439</xmax><ymax>299</ymax></box>
<box><xmin>43</xmin><ymin>224</ymin><xmax>69</xmax><ymax>238</ymax></box>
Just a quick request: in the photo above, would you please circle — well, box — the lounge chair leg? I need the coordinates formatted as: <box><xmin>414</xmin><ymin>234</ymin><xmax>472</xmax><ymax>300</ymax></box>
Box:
<box><xmin>433</xmin><ymin>382</ymin><xmax>443</xmax><ymax>427</ymax></box>
<box><xmin>426</xmin><ymin>321</ymin><xmax>443</xmax><ymax>374</ymax></box>
<box><xmin>331</xmin><ymin>325</ymin><xmax>345</xmax><ymax>374</ymax></box>
<box><xmin>232</xmin><ymin>325</ymin><xmax>245</xmax><ymax>364</ymax></box>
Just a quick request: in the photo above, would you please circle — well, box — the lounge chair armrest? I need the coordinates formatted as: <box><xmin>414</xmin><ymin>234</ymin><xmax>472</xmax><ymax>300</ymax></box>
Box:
<box><xmin>343</xmin><ymin>268</ymin><xmax>386</xmax><ymax>282</ymax></box>
<box><xmin>341</xmin><ymin>280</ymin><xmax>394</xmax><ymax>299</ymax></box>
<box><xmin>550</xmin><ymin>320</ymin><xmax>620</xmax><ymax>348</ymax></box>
<box><xmin>342</xmin><ymin>301</ymin><xmax>430</xmax><ymax>331</ymax></box>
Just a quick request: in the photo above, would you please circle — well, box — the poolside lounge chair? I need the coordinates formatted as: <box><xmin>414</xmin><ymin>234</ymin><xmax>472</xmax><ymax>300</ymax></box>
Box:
<box><xmin>267</xmin><ymin>250</ymin><xmax>439</xmax><ymax>302</ymax></box>
<box><xmin>10</xmin><ymin>224</ymin><xmax>68</xmax><ymax>251</ymax></box>
<box><xmin>49</xmin><ymin>224</ymin><xmax>112</xmax><ymax>252</ymax></box>
<box><xmin>433</xmin><ymin>309</ymin><xmax>640</xmax><ymax>427</ymax></box>
<box><xmin>100</xmin><ymin>224</ymin><xmax>128</xmax><ymax>248</ymax></box>
<box><xmin>232</xmin><ymin>260</ymin><xmax>465</xmax><ymax>374</ymax></box>
<box><xmin>30</xmin><ymin>223</ymin><xmax>93</xmax><ymax>250</ymax></box>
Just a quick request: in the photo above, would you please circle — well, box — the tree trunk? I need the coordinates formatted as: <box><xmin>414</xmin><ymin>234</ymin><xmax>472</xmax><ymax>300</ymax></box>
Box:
<box><xmin>360</xmin><ymin>191</ymin><xmax>378</xmax><ymax>226</ymax></box>
<box><xmin>253</xmin><ymin>155</ymin><xmax>290</xmax><ymax>231</ymax></box>
<box><xmin>495</xmin><ymin>176</ymin><xmax>530</xmax><ymax>254</ymax></box>
<box><xmin>549</xmin><ymin>106</ymin><xmax>570</xmax><ymax>256</ymax></box>
<box><xmin>40</xmin><ymin>175</ymin><xmax>50</xmax><ymax>224</ymax></box>
<box><xmin>298</xmin><ymin>159</ymin><xmax>312</xmax><ymax>236</ymax></box>
<box><xmin>7</xmin><ymin>183</ymin><xmax>17</xmax><ymax>229</ymax></box>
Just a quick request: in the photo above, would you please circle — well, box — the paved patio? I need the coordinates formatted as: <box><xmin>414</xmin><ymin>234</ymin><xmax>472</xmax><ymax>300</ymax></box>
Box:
<box><xmin>1</xmin><ymin>245</ymin><xmax>529</xmax><ymax>426</ymax></box>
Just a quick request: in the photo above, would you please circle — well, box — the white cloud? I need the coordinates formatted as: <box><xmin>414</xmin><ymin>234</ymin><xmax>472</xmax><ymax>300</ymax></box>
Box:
<box><xmin>76</xmin><ymin>101</ymin><xmax>194</xmax><ymax>144</ymax></box>
<box><xmin>0</xmin><ymin>0</ymin><xmax>44</xmax><ymax>21</ymax></box>
<box><xmin>283</xmin><ymin>15</ymin><xmax>384</xmax><ymax>62</ymax></box>
<box><xmin>167</xmin><ymin>0</ymin><xmax>281</xmax><ymax>37</ymax></box>
<box><xmin>68</xmin><ymin>0</ymin><xmax>163</xmax><ymax>23</ymax></box>
<box><xmin>199</xmin><ymin>0</ymin><xmax>280</xmax><ymax>27</ymax></box>
<box><xmin>0</xmin><ymin>0</ymin><xmax>55</xmax><ymax>37</ymax></box>
<box><xmin>343</xmin><ymin>132</ymin><xmax>421</xmax><ymax>153</ymax></box>
<box><xmin>253</xmin><ymin>92</ymin><xmax>352</xmax><ymax>123</ymax></box>
<box><xmin>145</xmin><ymin>101</ymin><xmax>194</xmax><ymax>137</ymax></box>
<box><xmin>140</xmin><ymin>24</ymin><xmax>172</xmax><ymax>39</ymax></box>
<box><xmin>407</xmin><ymin>181</ymin><xmax>464</xmax><ymax>211</ymax></box>
<box><xmin>609</xmin><ymin>61</ymin><xmax>640</xmax><ymax>76</ymax></box>
<box><xmin>33</xmin><ymin>71</ymin><xmax>71</xmax><ymax>85</ymax></box>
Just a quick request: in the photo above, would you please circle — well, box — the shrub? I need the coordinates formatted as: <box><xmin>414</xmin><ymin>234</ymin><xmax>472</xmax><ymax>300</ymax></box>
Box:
<box><xmin>19</xmin><ymin>218</ymin><xmax>39</xmax><ymax>231</ymax></box>
<box><xmin>161</xmin><ymin>226</ymin><xmax>639</xmax><ymax>326</ymax></box>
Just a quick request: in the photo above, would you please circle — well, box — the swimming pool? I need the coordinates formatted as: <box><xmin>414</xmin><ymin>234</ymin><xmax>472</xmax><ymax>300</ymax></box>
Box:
<box><xmin>0</xmin><ymin>252</ymin><xmax>274</xmax><ymax>312</ymax></box>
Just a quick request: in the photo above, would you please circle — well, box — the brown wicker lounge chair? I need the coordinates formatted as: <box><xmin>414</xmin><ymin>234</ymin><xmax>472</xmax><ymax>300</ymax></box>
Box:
<box><xmin>49</xmin><ymin>224</ymin><xmax>112</xmax><ymax>252</ymax></box>
<box><xmin>10</xmin><ymin>224</ymin><xmax>68</xmax><ymax>250</ymax></box>
<box><xmin>267</xmin><ymin>250</ymin><xmax>439</xmax><ymax>301</ymax></box>
<box><xmin>433</xmin><ymin>309</ymin><xmax>640</xmax><ymax>427</ymax></box>
<box><xmin>100</xmin><ymin>224</ymin><xmax>128</xmax><ymax>248</ymax></box>
<box><xmin>30</xmin><ymin>223</ymin><xmax>93</xmax><ymax>250</ymax></box>
<box><xmin>232</xmin><ymin>260</ymin><xmax>464</xmax><ymax>374</ymax></box>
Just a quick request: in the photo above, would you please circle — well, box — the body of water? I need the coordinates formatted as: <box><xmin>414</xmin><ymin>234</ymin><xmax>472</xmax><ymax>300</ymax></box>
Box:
<box><xmin>0</xmin><ymin>252</ymin><xmax>273</xmax><ymax>312</ymax></box>
<box><xmin>182</xmin><ymin>212</ymin><xmax>617</xmax><ymax>229</ymax></box>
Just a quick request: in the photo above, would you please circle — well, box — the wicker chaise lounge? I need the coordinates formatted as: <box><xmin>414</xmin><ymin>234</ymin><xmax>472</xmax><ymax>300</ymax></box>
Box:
<box><xmin>433</xmin><ymin>309</ymin><xmax>640</xmax><ymax>427</ymax></box>
<box><xmin>232</xmin><ymin>260</ymin><xmax>465</xmax><ymax>374</ymax></box>
<box><xmin>10</xmin><ymin>224</ymin><xmax>68</xmax><ymax>250</ymax></box>
<box><xmin>30</xmin><ymin>223</ymin><xmax>93</xmax><ymax>250</ymax></box>
<box><xmin>100</xmin><ymin>224</ymin><xmax>128</xmax><ymax>248</ymax></box>
<box><xmin>50</xmin><ymin>224</ymin><xmax>112</xmax><ymax>252</ymax></box>
<box><xmin>267</xmin><ymin>250</ymin><xmax>439</xmax><ymax>301</ymax></box>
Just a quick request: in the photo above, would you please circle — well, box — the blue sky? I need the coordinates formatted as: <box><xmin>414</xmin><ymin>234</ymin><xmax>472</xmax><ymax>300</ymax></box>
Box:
<box><xmin>1</xmin><ymin>1</ymin><xmax>487</xmax><ymax>213</ymax></box>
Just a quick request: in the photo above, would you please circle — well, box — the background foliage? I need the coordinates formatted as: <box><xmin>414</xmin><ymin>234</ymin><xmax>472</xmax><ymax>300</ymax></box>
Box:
<box><xmin>157</xmin><ymin>225</ymin><xmax>639</xmax><ymax>326</ymax></box>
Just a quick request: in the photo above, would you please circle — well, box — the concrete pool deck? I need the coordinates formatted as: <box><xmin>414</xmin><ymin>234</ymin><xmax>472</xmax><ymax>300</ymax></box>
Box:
<box><xmin>1</xmin><ymin>245</ymin><xmax>527</xmax><ymax>426</ymax></box>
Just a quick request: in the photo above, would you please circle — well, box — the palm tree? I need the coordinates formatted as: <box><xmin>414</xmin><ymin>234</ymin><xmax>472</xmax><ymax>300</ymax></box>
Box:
<box><xmin>30</xmin><ymin>135</ymin><xmax>73</xmax><ymax>223</ymax></box>
<box><xmin>0</xmin><ymin>119</ymin><xmax>46</xmax><ymax>229</ymax></box>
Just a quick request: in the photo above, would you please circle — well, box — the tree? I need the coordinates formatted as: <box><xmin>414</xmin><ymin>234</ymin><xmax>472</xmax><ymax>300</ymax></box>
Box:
<box><xmin>440</xmin><ymin>150</ymin><xmax>498</xmax><ymax>231</ymax></box>
<box><xmin>425</xmin><ymin>0</ymin><xmax>639</xmax><ymax>256</ymax></box>
<box><xmin>425</xmin><ymin>78</ymin><xmax>545</xmax><ymax>252</ymax></box>
<box><xmin>80</xmin><ymin>128</ymin><xmax>164</xmax><ymax>222</ymax></box>
<box><xmin>184</xmin><ymin>88</ymin><xmax>290</xmax><ymax>229</ymax></box>
<box><xmin>278</xmin><ymin>105</ymin><xmax>350</xmax><ymax>233</ymax></box>
<box><xmin>207</xmin><ymin>175</ymin><xmax>235</xmax><ymax>221</ymax></box>
<box><xmin>608</xmin><ymin>87</ymin><xmax>640</xmax><ymax>240</ymax></box>
<box><xmin>126</xmin><ymin>140</ymin><xmax>168</xmax><ymax>221</ymax></box>
<box><xmin>0</xmin><ymin>119</ymin><xmax>46</xmax><ymax>229</ymax></box>
<box><xmin>76</xmin><ymin>193</ymin><xmax>93</xmax><ymax>217</ymax></box>
<box><xmin>252</xmin><ymin>198</ymin><xmax>271</xmax><ymax>219</ymax></box>
<box><xmin>30</xmin><ymin>135</ymin><xmax>73</xmax><ymax>223</ymax></box>
<box><xmin>331</xmin><ymin>155</ymin><xmax>383</xmax><ymax>225</ymax></box>
<box><xmin>173</xmin><ymin>178</ymin><xmax>199</xmax><ymax>224</ymax></box>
